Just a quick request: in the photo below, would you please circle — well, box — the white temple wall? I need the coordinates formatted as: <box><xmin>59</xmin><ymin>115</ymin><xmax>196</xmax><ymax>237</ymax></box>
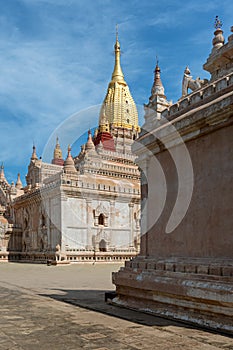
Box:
<box><xmin>58</xmin><ymin>193</ymin><xmax>138</xmax><ymax>251</ymax></box>
<box><xmin>63</xmin><ymin>228</ymin><xmax>88</xmax><ymax>249</ymax></box>
<box><xmin>48</xmin><ymin>195</ymin><xmax>62</xmax><ymax>249</ymax></box>
<box><xmin>114</xmin><ymin>202</ymin><xmax>130</xmax><ymax>228</ymax></box>
<box><xmin>61</xmin><ymin>196</ymin><xmax>87</xmax><ymax>250</ymax></box>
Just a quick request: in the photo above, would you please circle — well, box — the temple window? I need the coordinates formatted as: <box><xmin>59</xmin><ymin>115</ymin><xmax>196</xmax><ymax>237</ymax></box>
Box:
<box><xmin>98</xmin><ymin>213</ymin><xmax>104</xmax><ymax>225</ymax></box>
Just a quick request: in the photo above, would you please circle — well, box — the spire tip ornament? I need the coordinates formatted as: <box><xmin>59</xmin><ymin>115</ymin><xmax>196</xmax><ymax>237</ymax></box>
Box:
<box><xmin>214</xmin><ymin>16</ymin><xmax>223</xmax><ymax>29</ymax></box>
<box><xmin>116</xmin><ymin>23</ymin><xmax>118</xmax><ymax>41</ymax></box>
<box><xmin>112</xmin><ymin>25</ymin><xmax>124</xmax><ymax>83</ymax></box>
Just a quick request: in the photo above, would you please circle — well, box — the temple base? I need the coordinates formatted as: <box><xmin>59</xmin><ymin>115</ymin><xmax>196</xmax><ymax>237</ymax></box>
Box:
<box><xmin>113</xmin><ymin>257</ymin><xmax>233</xmax><ymax>334</ymax></box>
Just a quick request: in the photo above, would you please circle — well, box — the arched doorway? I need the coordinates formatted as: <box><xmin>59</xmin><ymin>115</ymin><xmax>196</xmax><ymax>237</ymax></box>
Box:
<box><xmin>99</xmin><ymin>239</ymin><xmax>107</xmax><ymax>252</ymax></box>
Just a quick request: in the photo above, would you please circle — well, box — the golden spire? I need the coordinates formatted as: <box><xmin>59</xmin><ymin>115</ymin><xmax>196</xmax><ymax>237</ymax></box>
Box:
<box><xmin>111</xmin><ymin>24</ymin><xmax>125</xmax><ymax>83</ymax></box>
<box><xmin>53</xmin><ymin>137</ymin><xmax>63</xmax><ymax>159</ymax></box>
<box><xmin>99</xmin><ymin>28</ymin><xmax>139</xmax><ymax>131</ymax></box>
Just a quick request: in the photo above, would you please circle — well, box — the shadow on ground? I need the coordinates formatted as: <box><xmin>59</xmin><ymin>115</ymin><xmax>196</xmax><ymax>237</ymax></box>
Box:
<box><xmin>40</xmin><ymin>289</ymin><xmax>199</xmax><ymax>329</ymax></box>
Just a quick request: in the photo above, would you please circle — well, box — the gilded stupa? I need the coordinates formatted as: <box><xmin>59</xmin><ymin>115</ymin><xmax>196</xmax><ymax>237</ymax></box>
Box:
<box><xmin>95</xmin><ymin>29</ymin><xmax>140</xmax><ymax>153</ymax></box>
<box><xmin>99</xmin><ymin>29</ymin><xmax>140</xmax><ymax>133</ymax></box>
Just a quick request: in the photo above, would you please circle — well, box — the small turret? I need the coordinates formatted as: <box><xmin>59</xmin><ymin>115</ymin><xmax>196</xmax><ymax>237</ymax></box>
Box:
<box><xmin>85</xmin><ymin>130</ymin><xmax>96</xmax><ymax>152</ymax></box>
<box><xmin>143</xmin><ymin>59</ymin><xmax>171</xmax><ymax>128</ymax></box>
<box><xmin>15</xmin><ymin>173</ymin><xmax>23</xmax><ymax>190</ymax></box>
<box><xmin>64</xmin><ymin>145</ymin><xmax>77</xmax><ymax>174</ymax></box>
<box><xmin>52</xmin><ymin>137</ymin><xmax>64</xmax><ymax>166</ymax></box>
<box><xmin>97</xmin><ymin>140</ymin><xmax>103</xmax><ymax>150</ymax></box>
<box><xmin>151</xmin><ymin>60</ymin><xmax>166</xmax><ymax>98</ymax></box>
<box><xmin>203</xmin><ymin>17</ymin><xmax>233</xmax><ymax>81</ymax></box>
<box><xmin>31</xmin><ymin>145</ymin><xmax>38</xmax><ymax>161</ymax></box>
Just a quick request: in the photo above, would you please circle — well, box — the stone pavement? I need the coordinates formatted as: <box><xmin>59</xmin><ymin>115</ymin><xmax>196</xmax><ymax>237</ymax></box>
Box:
<box><xmin>0</xmin><ymin>263</ymin><xmax>232</xmax><ymax>350</ymax></box>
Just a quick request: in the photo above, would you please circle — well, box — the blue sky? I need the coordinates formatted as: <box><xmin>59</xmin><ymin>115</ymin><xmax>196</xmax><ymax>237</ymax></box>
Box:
<box><xmin>0</xmin><ymin>0</ymin><xmax>232</xmax><ymax>184</ymax></box>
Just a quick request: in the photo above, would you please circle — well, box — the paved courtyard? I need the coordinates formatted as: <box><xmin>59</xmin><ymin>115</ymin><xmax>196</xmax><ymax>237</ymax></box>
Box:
<box><xmin>0</xmin><ymin>263</ymin><xmax>232</xmax><ymax>350</ymax></box>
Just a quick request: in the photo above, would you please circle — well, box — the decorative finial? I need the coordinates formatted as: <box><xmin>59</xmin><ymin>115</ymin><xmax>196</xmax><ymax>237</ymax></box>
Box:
<box><xmin>155</xmin><ymin>56</ymin><xmax>160</xmax><ymax>74</ymax></box>
<box><xmin>214</xmin><ymin>16</ymin><xmax>223</xmax><ymax>29</ymax></box>
<box><xmin>212</xmin><ymin>17</ymin><xmax>224</xmax><ymax>50</ymax></box>
<box><xmin>112</xmin><ymin>25</ymin><xmax>125</xmax><ymax>82</ymax></box>
<box><xmin>116</xmin><ymin>24</ymin><xmax>118</xmax><ymax>41</ymax></box>
<box><xmin>114</xmin><ymin>24</ymin><xmax>120</xmax><ymax>49</ymax></box>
